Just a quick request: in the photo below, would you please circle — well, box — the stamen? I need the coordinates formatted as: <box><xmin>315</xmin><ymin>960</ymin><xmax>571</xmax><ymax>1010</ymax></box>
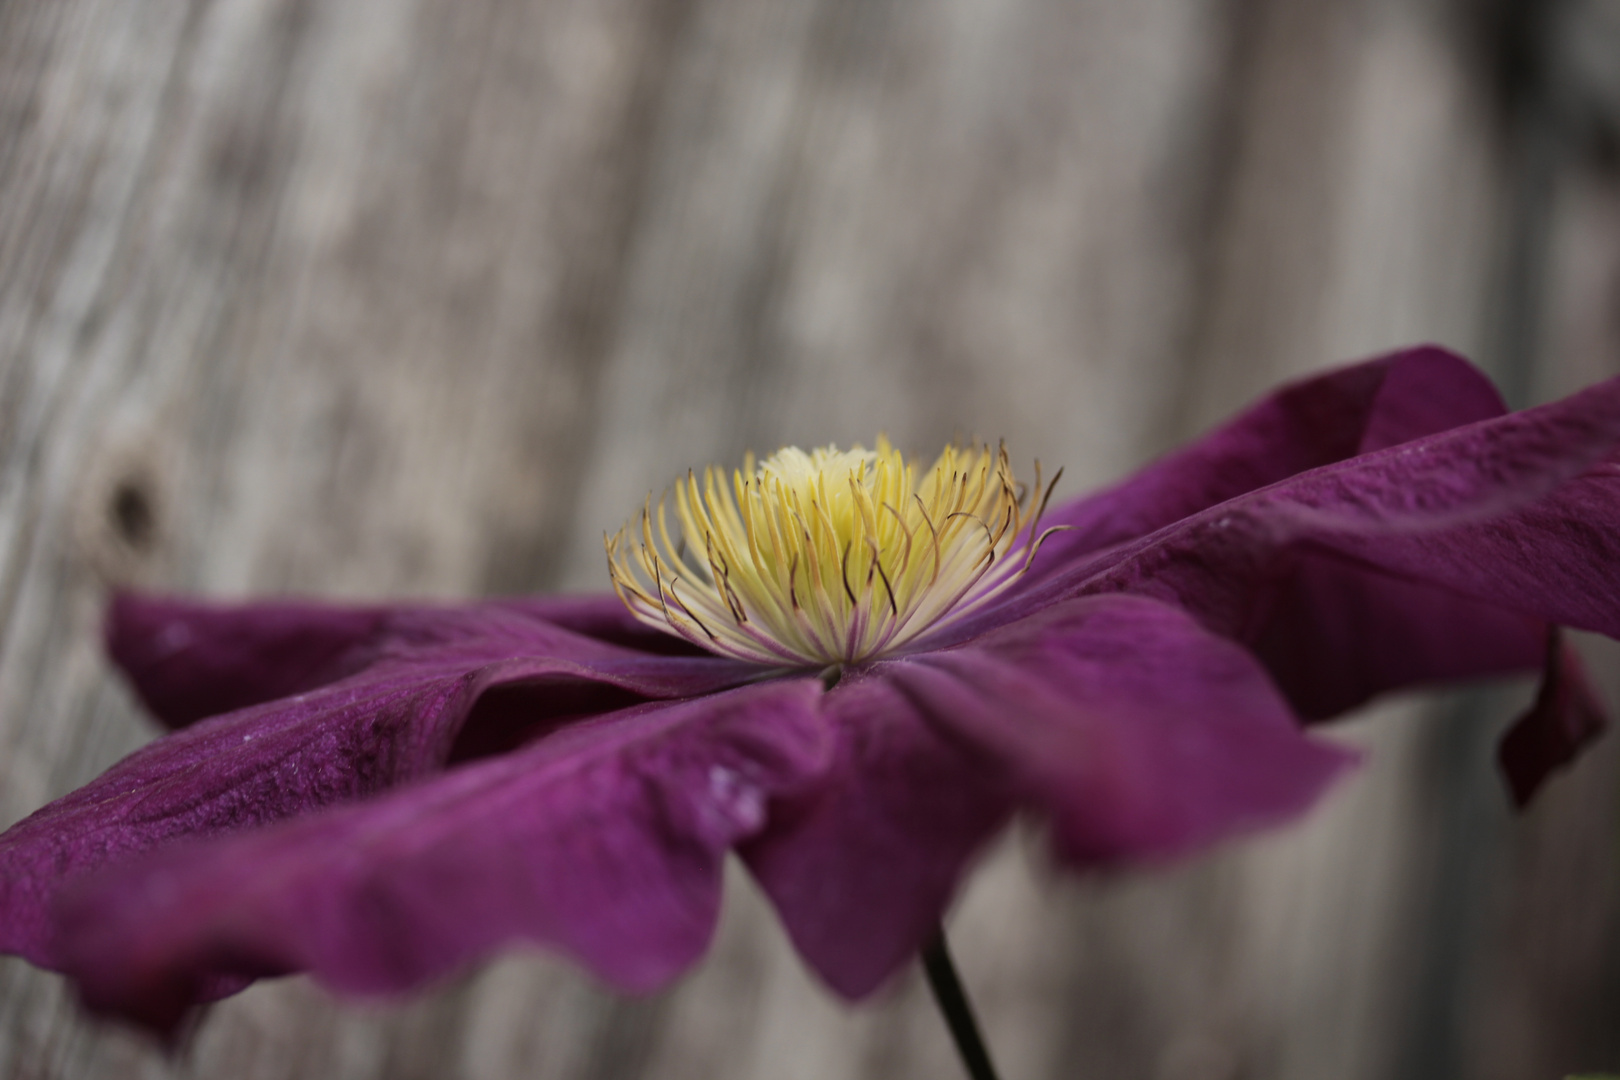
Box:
<box><xmin>871</xmin><ymin>546</ymin><xmax>899</xmax><ymax>617</ymax></box>
<box><xmin>606</xmin><ymin>437</ymin><xmax>1057</xmax><ymax>665</ymax></box>
<box><xmin>840</xmin><ymin>543</ymin><xmax>858</xmax><ymax>606</ymax></box>
<box><xmin>667</xmin><ymin>578</ymin><xmax>716</xmax><ymax>641</ymax></box>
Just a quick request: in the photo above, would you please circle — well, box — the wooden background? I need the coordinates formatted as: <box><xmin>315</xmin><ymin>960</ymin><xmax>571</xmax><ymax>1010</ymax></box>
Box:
<box><xmin>2</xmin><ymin>0</ymin><xmax>1619</xmax><ymax>1076</ymax></box>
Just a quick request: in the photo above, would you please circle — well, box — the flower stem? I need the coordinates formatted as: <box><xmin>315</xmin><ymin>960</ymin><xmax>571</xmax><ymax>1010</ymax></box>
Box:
<box><xmin>921</xmin><ymin>927</ymin><xmax>1002</xmax><ymax>1080</ymax></box>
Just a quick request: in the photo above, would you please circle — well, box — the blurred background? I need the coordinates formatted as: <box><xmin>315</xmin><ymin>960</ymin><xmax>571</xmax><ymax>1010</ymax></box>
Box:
<box><xmin>2</xmin><ymin>0</ymin><xmax>1619</xmax><ymax>1076</ymax></box>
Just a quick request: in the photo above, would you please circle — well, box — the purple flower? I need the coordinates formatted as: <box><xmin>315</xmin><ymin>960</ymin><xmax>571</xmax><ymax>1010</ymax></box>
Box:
<box><xmin>2</xmin><ymin>345</ymin><xmax>1617</xmax><ymax>1034</ymax></box>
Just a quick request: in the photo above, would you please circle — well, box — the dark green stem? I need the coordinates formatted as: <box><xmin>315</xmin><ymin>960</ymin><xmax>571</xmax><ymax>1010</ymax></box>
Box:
<box><xmin>921</xmin><ymin>928</ymin><xmax>1002</xmax><ymax>1080</ymax></box>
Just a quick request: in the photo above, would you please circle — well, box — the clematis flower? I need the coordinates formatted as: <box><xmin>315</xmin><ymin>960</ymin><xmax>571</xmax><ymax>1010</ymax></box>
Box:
<box><xmin>2</xmin><ymin>345</ymin><xmax>1618</xmax><ymax>1036</ymax></box>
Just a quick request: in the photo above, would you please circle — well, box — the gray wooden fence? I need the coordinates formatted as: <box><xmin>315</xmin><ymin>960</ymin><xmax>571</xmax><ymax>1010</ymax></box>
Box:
<box><xmin>2</xmin><ymin>0</ymin><xmax>1619</xmax><ymax>1077</ymax></box>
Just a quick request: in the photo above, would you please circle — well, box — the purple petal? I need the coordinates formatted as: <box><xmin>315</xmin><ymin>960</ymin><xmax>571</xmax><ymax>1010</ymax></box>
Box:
<box><xmin>976</xmin><ymin>347</ymin><xmax>1556</xmax><ymax>722</ymax></box>
<box><xmin>107</xmin><ymin>592</ymin><xmax>710</xmax><ymax>731</ymax></box>
<box><xmin>1000</xmin><ymin>374</ymin><xmax>1620</xmax><ymax>647</ymax></box>
<box><xmin>1025</xmin><ymin>374</ymin><xmax>1620</xmax><ymax>799</ymax></box>
<box><xmin>1032</xmin><ymin>345</ymin><xmax>1505</xmax><ymax>573</ymax></box>
<box><xmin>748</xmin><ymin>594</ymin><xmax>1353</xmax><ymax>999</ymax></box>
<box><xmin>993</xmin><ymin>348</ymin><xmax>1567</xmax><ymax>724</ymax></box>
<box><xmin>53</xmin><ymin>680</ymin><xmax>831</xmax><ymax>1034</ymax></box>
<box><xmin>2</xmin><ymin>607</ymin><xmax>751</xmax><ymax>967</ymax></box>
<box><xmin>741</xmin><ymin>672</ymin><xmax>1017</xmax><ymax>1000</ymax></box>
<box><xmin>106</xmin><ymin>592</ymin><xmax>388</xmax><ymax>728</ymax></box>
<box><xmin>1498</xmin><ymin>631</ymin><xmax>1609</xmax><ymax>806</ymax></box>
<box><xmin>1249</xmin><ymin>552</ymin><xmax>1546</xmax><ymax>720</ymax></box>
<box><xmin>1314</xmin><ymin>459</ymin><xmax>1620</xmax><ymax>639</ymax></box>
<box><xmin>895</xmin><ymin>595</ymin><xmax>1356</xmax><ymax>866</ymax></box>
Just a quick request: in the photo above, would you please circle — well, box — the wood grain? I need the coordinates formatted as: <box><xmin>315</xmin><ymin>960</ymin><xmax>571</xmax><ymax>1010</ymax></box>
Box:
<box><xmin>1</xmin><ymin>0</ymin><xmax>1616</xmax><ymax>1077</ymax></box>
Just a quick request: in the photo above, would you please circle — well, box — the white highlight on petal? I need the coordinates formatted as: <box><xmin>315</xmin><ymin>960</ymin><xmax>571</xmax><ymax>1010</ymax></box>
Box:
<box><xmin>706</xmin><ymin>764</ymin><xmax>765</xmax><ymax>832</ymax></box>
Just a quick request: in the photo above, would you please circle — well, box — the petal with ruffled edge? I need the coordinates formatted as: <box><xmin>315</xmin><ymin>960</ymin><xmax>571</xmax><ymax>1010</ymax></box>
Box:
<box><xmin>740</xmin><ymin>671</ymin><xmax>1017</xmax><ymax>1000</ymax></box>
<box><xmin>1031</xmin><ymin>344</ymin><xmax>1507</xmax><ymax>572</ymax></box>
<box><xmin>1497</xmin><ymin>630</ymin><xmax>1608</xmax><ymax>805</ymax></box>
<box><xmin>1</xmin><ymin>605</ymin><xmax>753</xmax><ymax>967</ymax></box>
<box><xmin>898</xmin><ymin>596</ymin><xmax>1357</xmax><ymax>864</ymax></box>
<box><xmin>1011</xmin><ymin>348</ymin><xmax>1558</xmax><ymax>724</ymax></box>
<box><xmin>1058</xmin><ymin>376</ymin><xmax>1620</xmax><ymax>638</ymax></box>
<box><xmin>107</xmin><ymin>592</ymin><xmax>713</xmax><ymax>731</ymax></box>
<box><xmin>1025</xmin><ymin>376</ymin><xmax>1620</xmax><ymax>796</ymax></box>
<box><xmin>1248</xmin><ymin>552</ymin><xmax>1547</xmax><ymax>720</ymax></box>
<box><xmin>51</xmin><ymin>679</ymin><xmax>830</xmax><ymax>1034</ymax></box>
<box><xmin>747</xmin><ymin>593</ymin><xmax>1354</xmax><ymax>998</ymax></box>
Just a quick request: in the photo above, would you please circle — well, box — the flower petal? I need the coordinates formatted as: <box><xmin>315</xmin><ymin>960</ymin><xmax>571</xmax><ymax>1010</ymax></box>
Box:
<box><xmin>895</xmin><ymin>595</ymin><xmax>1356</xmax><ymax>865</ymax></box>
<box><xmin>987</xmin><ymin>346</ymin><xmax>1557</xmax><ymax>721</ymax></box>
<box><xmin>1032</xmin><ymin>344</ymin><xmax>1505</xmax><ymax>571</ymax></box>
<box><xmin>1249</xmin><ymin>551</ymin><xmax>1546</xmax><ymax>720</ymax></box>
<box><xmin>1315</xmin><ymin>461</ymin><xmax>1620</xmax><ymax>639</ymax></box>
<box><xmin>106</xmin><ymin>592</ymin><xmax>389</xmax><ymax>728</ymax></box>
<box><xmin>107</xmin><ymin>592</ymin><xmax>709</xmax><ymax>731</ymax></box>
<box><xmin>747</xmin><ymin>594</ymin><xmax>1353</xmax><ymax>999</ymax></box>
<box><xmin>994</xmin><ymin>374</ymin><xmax>1620</xmax><ymax>660</ymax></box>
<box><xmin>950</xmin><ymin>375</ymin><xmax>1620</xmax><ymax>803</ymax></box>
<box><xmin>52</xmin><ymin>680</ymin><xmax>831</xmax><ymax>1034</ymax></box>
<box><xmin>1134</xmin><ymin>376</ymin><xmax>1620</xmax><ymax>638</ymax></box>
<box><xmin>1498</xmin><ymin>630</ymin><xmax>1608</xmax><ymax>806</ymax></box>
<box><xmin>2</xmin><ymin>607</ymin><xmax>751</xmax><ymax>967</ymax></box>
<box><xmin>740</xmin><ymin>672</ymin><xmax>1017</xmax><ymax>1000</ymax></box>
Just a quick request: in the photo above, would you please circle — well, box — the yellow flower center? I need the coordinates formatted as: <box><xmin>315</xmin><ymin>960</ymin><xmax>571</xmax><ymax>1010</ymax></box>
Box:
<box><xmin>606</xmin><ymin>437</ymin><xmax>1061</xmax><ymax>666</ymax></box>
